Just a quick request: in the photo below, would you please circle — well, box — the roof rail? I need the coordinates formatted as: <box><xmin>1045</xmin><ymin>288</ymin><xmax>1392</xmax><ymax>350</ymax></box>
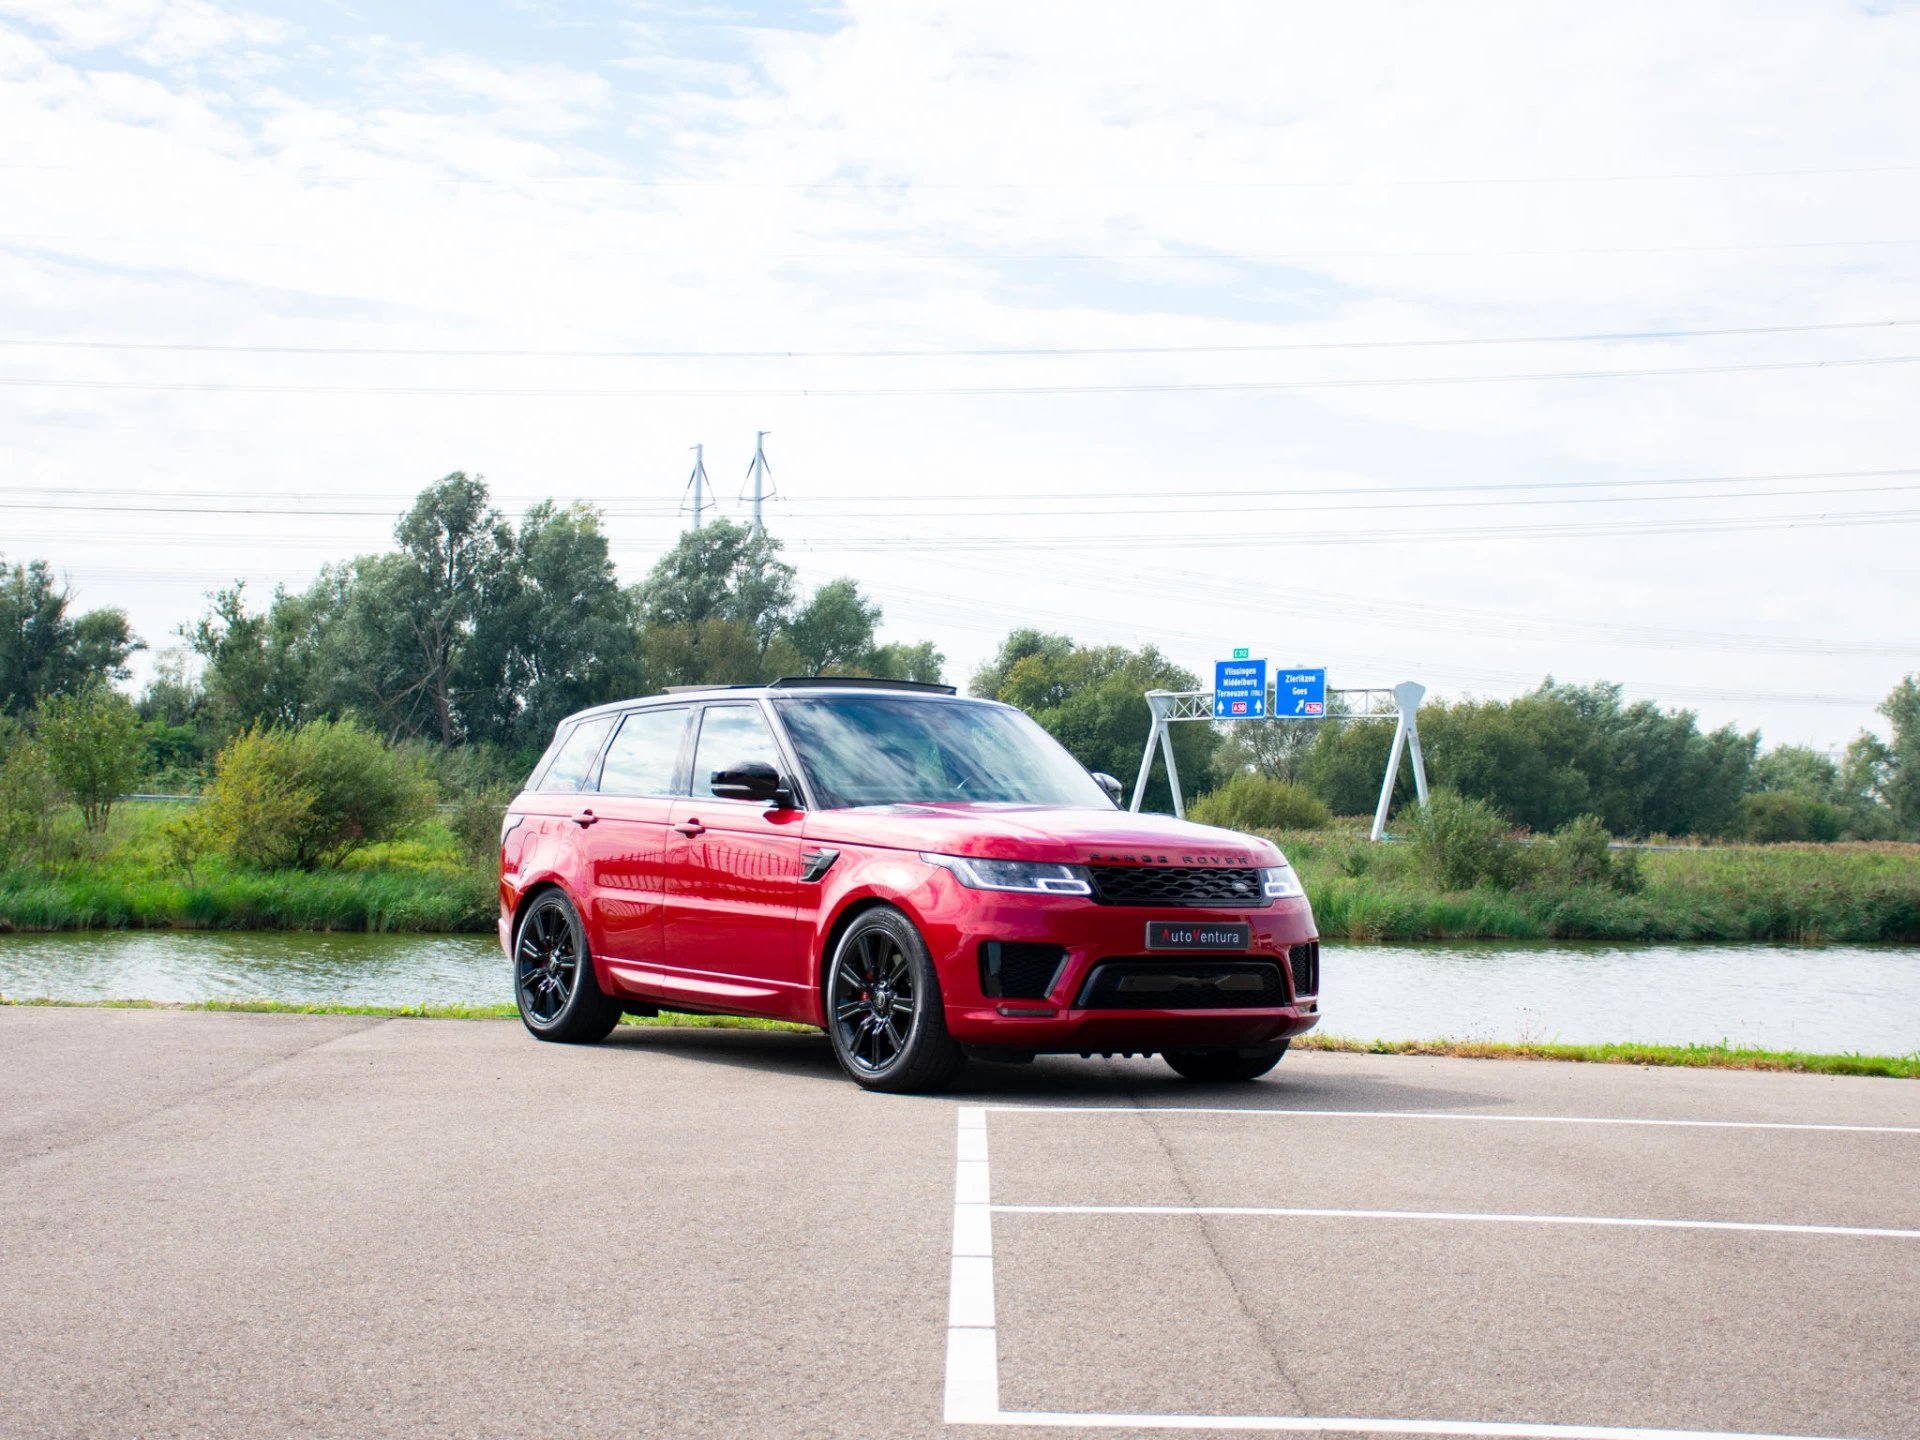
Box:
<box><xmin>766</xmin><ymin>676</ymin><xmax>958</xmax><ymax>695</ymax></box>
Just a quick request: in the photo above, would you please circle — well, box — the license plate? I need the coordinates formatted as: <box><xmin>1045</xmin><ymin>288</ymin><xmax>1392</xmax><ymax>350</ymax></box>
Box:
<box><xmin>1145</xmin><ymin>920</ymin><xmax>1250</xmax><ymax>951</ymax></box>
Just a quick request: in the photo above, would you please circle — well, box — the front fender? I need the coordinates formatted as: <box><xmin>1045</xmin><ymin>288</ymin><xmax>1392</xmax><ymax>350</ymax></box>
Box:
<box><xmin>804</xmin><ymin>848</ymin><xmax>947</xmax><ymax>1021</ymax></box>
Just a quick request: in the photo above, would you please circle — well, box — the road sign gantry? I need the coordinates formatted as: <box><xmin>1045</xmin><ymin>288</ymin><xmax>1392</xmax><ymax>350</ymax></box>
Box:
<box><xmin>1129</xmin><ymin>680</ymin><xmax>1430</xmax><ymax>841</ymax></box>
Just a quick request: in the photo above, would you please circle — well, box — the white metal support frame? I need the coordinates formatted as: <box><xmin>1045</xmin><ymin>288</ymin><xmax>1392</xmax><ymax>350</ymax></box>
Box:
<box><xmin>1367</xmin><ymin>680</ymin><xmax>1430</xmax><ymax>843</ymax></box>
<box><xmin>1128</xmin><ymin>681</ymin><xmax>1429</xmax><ymax>841</ymax></box>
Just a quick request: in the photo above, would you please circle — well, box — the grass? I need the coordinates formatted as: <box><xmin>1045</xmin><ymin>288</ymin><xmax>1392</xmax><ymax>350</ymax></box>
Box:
<box><xmin>1274</xmin><ymin>827</ymin><xmax>1920</xmax><ymax>943</ymax></box>
<box><xmin>0</xmin><ymin>804</ymin><xmax>496</xmax><ymax>934</ymax></box>
<box><xmin>0</xmin><ymin>996</ymin><xmax>814</xmax><ymax>1032</ymax></box>
<box><xmin>4</xmin><ymin>996</ymin><xmax>1912</xmax><ymax>1078</ymax></box>
<box><xmin>1296</xmin><ymin>1033</ymin><xmax>1920</xmax><ymax>1079</ymax></box>
<box><xmin>5</xmin><ymin>801</ymin><xmax>1919</xmax><ymax>944</ymax></box>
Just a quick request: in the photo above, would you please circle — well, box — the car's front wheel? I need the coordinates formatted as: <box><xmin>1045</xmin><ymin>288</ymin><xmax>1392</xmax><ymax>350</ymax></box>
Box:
<box><xmin>514</xmin><ymin>890</ymin><xmax>621</xmax><ymax>1044</ymax></box>
<box><xmin>1163</xmin><ymin>1040</ymin><xmax>1289</xmax><ymax>1082</ymax></box>
<box><xmin>825</xmin><ymin>907</ymin><xmax>965</xmax><ymax>1093</ymax></box>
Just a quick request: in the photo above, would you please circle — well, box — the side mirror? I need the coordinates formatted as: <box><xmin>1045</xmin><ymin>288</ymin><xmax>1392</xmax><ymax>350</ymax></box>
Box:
<box><xmin>1091</xmin><ymin>772</ymin><xmax>1124</xmax><ymax>806</ymax></box>
<box><xmin>711</xmin><ymin>760</ymin><xmax>794</xmax><ymax>808</ymax></box>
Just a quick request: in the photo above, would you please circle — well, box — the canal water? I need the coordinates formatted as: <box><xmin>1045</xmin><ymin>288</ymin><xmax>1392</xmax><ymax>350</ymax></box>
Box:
<box><xmin>3</xmin><ymin>929</ymin><xmax>1920</xmax><ymax>1052</ymax></box>
<box><xmin>1</xmin><ymin>930</ymin><xmax>1916</xmax><ymax>1056</ymax></box>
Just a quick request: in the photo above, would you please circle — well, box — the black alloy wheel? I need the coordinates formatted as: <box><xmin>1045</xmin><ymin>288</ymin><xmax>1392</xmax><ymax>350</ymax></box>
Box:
<box><xmin>1162</xmin><ymin>1040</ymin><xmax>1290</xmax><ymax>1083</ymax></box>
<box><xmin>825</xmin><ymin>908</ymin><xmax>964</xmax><ymax>1092</ymax></box>
<box><xmin>514</xmin><ymin>890</ymin><xmax>621</xmax><ymax>1044</ymax></box>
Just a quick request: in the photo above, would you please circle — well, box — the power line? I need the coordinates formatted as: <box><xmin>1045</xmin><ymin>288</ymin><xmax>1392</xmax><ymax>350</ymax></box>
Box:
<box><xmin>6</xmin><ymin>234</ymin><xmax>1919</xmax><ymax>263</ymax></box>
<box><xmin>3</xmin><ymin>318</ymin><xmax>1912</xmax><ymax>361</ymax></box>
<box><xmin>4</xmin><ymin>353</ymin><xmax>1915</xmax><ymax>399</ymax></box>
<box><xmin>903</xmin><ymin>551</ymin><xmax>1920</xmax><ymax>659</ymax></box>
<box><xmin>7</xmin><ymin>465</ymin><xmax>1915</xmax><ymax>510</ymax></box>
<box><xmin>6</xmin><ymin>478</ymin><xmax>1919</xmax><ymax>523</ymax></box>
<box><xmin>4</xmin><ymin>160</ymin><xmax>1914</xmax><ymax>187</ymax></box>
<box><xmin>793</xmin><ymin>506</ymin><xmax>1920</xmax><ymax>551</ymax></box>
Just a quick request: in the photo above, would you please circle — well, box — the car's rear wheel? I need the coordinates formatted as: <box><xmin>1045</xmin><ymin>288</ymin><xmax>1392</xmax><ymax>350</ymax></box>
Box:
<box><xmin>514</xmin><ymin>890</ymin><xmax>621</xmax><ymax>1044</ymax></box>
<box><xmin>825</xmin><ymin>907</ymin><xmax>965</xmax><ymax>1093</ymax></box>
<box><xmin>1163</xmin><ymin>1040</ymin><xmax>1289</xmax><ymax>1082</ymax></box>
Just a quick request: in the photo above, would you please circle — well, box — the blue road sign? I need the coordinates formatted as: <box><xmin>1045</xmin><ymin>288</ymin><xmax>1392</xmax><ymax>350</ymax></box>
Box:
<box><xmin>1278</xmin><ymin>668</ymin><xmax>1327</xmax><ymax>718</ymax></box>
<box><xmin>1213</xmin><ymin>658</ymin><xmax>1267</xmax><ymax>718</ymax></box>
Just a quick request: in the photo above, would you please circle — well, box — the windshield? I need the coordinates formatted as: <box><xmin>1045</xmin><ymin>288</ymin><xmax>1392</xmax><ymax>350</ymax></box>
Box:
<box><xmin>776</xmin><ymin>695</ymin><xmax>1114</xmax><ymax>810</ymax></box>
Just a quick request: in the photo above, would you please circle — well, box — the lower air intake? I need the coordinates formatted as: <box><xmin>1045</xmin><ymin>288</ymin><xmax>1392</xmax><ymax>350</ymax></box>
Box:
<box><xmin>1076</xmin><ymin>959</ymin><xmax>1288</xmax><ymax>1010</ymax></box>
<box><xmin>979</xmin><ymin>941</ymin><xmax>1067</xmax><ymax>1000</ymax></box>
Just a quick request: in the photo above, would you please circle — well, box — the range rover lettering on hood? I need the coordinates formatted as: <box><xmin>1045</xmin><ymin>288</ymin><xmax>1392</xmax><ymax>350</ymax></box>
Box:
<box><xmin>1088</xmin><ymin>851</ymin><xmax>1253</xmax><ymax>866</ymax></box>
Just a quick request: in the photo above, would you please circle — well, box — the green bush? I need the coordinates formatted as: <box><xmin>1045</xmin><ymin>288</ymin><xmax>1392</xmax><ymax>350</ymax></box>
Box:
<box><xmin>203</xmin><ymin>719</ymin><xmax>435</xmax><ymax>870</ymax></box>
<box><xmin>35</xmin><ymin>687</ymin><xmax>145</xmax><ymax>832</ymax></box>
<box><xmin>449</xmin><ymin>787</ymin><xmax>513</xmax><ymax>864</ymax></box>
<box><xmin>1737</xmin><ymin>791</ymin><xmax>1847</xmax><ymax>844</ymax></box>
<box><xmin>1189</xmin><ymin>773</ymin><xmax>1333</xmax><ymax>832</ymax></box>
<box><xmin>1401</xmin><ymin>788</ymin><xmax>1525</xmax><ymax>890</ymax></box>
<box><xmin>1537</xmin><ymin>813</ymin><xmax>1642</xmax><ymax>894</ymax></box>
<box><xmin>0</xmin><ymin>730</ymin><xmax>63</xmax><ymax>865</ymax></box>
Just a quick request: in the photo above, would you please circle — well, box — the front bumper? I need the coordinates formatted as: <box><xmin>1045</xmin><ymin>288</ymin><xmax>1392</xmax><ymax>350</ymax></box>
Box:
<box><xmin>926</xmin><ymin>890</ymin><xmax>1321</xmax><ymax>1053</ymax></box>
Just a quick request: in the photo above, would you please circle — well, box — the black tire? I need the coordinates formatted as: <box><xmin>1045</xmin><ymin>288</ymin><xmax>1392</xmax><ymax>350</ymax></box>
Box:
<box><xmin>824</xmin><ymin>907</ymin><xmax>966</xmax><ymax>1093</ymax></box>
<box><xmin>513</xmin><ymin>890</ymin><xmax>621</xmax><ymax>1045</ymax></box>
<box><xmin>1163</xmin><ymin>1040</ymin><xmax>1290</xmax><ymax>1083</ymax></box>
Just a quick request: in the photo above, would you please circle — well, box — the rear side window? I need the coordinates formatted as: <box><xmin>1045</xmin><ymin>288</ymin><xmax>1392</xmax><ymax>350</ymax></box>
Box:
<box><xmin>599</xmin><ymin>707</ymin><xmax>691</xmax><ymax>796</ymax></box>
<box><xmin>691</xmin><ymin>704</ymin><xmax>782</xmax><ymax>797</ymax></box>
<box><xmin>536</xmin><ymin>716</ymin><xmax>616</xmax><ymax>793</ymax></box>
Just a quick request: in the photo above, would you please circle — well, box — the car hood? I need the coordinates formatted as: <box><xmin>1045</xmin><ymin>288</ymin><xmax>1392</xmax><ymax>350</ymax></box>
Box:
<box><xmin>800</xmin><ymin>802</ymin><xmax>1284</xmax><ymax>867</ymax></box>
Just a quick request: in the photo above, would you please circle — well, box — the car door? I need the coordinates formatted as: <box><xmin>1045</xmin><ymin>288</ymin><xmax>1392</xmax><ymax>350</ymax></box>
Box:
<box><xmin>577</xmin><ymin>704</ymin><xmax>693</xmax><ymax>980</ymax></box>
<box><xmin>662</xmin><ymin>701</ymin><xmax>807</xmax><ymax>1014</ymax></box>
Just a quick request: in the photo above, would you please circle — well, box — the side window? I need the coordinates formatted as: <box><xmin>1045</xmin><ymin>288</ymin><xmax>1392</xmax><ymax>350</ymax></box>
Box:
<box><xmin>598</xmin><ymin>708</ymin><xmax>691</xmax><ymax>796</ymax></box>
<box><xmin>691</xmin><ymin>705</ymin><xmax>782</xmax><ymax>798</ymax></box>
<box><xmin>536</xmin><ymin>716</ymin><xmax>616</xmax><ymax>794</ymax></box>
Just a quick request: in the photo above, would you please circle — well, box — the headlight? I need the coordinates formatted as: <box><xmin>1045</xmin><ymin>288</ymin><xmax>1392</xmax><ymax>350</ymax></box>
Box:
<box><xmin>1261</xmin><ymin>864</ymin><xmax>1304</xmax><ymax>899</ymax></box>
<box><xmin>921</xmin><ymin>854</ymin><xmax>1093</xmax><ymax>896</ymax></box>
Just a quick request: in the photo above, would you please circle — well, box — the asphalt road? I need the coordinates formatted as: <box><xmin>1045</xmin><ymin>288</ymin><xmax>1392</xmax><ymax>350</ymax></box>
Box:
<box><xmin>2</xmin><ymin>1007</ymin><xmax>1916</xmax><ymax>1440</ymax></box>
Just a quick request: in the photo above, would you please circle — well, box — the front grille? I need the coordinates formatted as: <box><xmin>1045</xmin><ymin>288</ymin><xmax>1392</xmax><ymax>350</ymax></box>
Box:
<box><xmin>1076</xmin><ymin>959</ymin><xmax>1288</xmax><ymax>1010</ymax></box>
<box><xmin>1086</xmin><ymin>865</ymin><xmax>1265</xmax><ymax>908</ymax></box>
<box><xmin>979</xmin><ymin>941</ymin><xmax>1067</xmax><ymax>1000</ymax></box>
<box><xmin>1289</xmin><ymin>941</ymin><xmax>1320</xmax><ymax>997</ymax></box>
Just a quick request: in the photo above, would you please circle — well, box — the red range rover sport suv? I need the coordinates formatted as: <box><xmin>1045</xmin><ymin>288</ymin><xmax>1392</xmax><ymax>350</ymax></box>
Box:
<box><xmin>500</xmin><ymin>678</ymin><xmax>1321</xmax><ymax>1091</ymax></box>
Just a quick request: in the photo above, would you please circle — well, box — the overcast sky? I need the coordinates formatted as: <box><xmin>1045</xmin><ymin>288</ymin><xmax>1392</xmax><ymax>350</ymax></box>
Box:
<box><xmin>4</xmin><ymin>0</ymin><xmax>1918</xmax><ymax>751</ymax></box>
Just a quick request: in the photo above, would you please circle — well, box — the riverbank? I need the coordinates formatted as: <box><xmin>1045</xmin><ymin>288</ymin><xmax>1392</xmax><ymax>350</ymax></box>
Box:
<box><xmin>2</xmin><ymin>805</ymin><xmax>1917</xmax><ymax>942</ymax></box>
<box><xmin>1278</xmin><ymin>831</ymin><xmax>1920</xmax><ymax>943</ymax></box>
<box><xmin>0</xmin><ymin>806</ymin><xmax>495</xmax><ymax>933</ymax></box>
<box><xmin>5</xmin><ymin>996</ymin><xmax>1914</xmax><ymax>1078</ymax></box>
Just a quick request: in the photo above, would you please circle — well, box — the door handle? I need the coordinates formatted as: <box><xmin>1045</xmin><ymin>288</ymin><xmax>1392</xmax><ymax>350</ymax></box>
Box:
<box><xmin>572</xmin><ymin>810</ymin><xmax>599</xmax><ymax>828</ymax></box>
<box><xmin>674</xmin><ymin>819</ymin><xmax>706</xmax><ymax>837</ymax></box>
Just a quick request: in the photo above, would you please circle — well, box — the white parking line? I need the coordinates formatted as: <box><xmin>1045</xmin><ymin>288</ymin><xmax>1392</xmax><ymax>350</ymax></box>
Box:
<box><xmin>982</xmin><ymin>1105</ymin><xmax>1920</xmax><ymax>1135</ymax></box>
<box><xmin>945</xmin><ymin>1106</ymin><xmax>1000</xmax><ymax>1425</ymax></box>
<box><xmin>991</xmin><ymin>1204</ymin><xmax>1920</xmax><ymax>1241</ymax></box>
<box><xmin>946</xmin><ymin>1104</ymin><xmax>1904</xmax><ymax>1438</ymax></box>
<box><xmin>982</xmin><ymin>1412</ymin><xmax>1869</xmax><ymax>1438</ymax></box>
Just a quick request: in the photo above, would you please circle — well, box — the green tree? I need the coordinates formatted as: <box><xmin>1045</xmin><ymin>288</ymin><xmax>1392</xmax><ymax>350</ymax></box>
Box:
<box><xmin>1301</xmin><ymin>718</ymin><xmax>1404</xmax><ymax>817</ymax></box>
<box><xmin>784</xmin><ymin>578</ymin><xmax>881</xmax><ymax>674</ymax></box>
<box><xmin>35</xmin><ymin>686</ymin><xmax>145</xmax><ymax>831</ymax></box>
<box><xmin>0</xmin><ymin>558</ymin><xmax>140</xmax><ymax>716</ymax></box>
<box><xmin>641</xmin><ymin>520</ymin><xmax>796</xmax><ymax>658</ymax></box>
<box><xmin>465</xmin><ymin>502</ymin><xmax>643</xmax><ymax>750</ymax></box>
<box><xmin>1750</xmin><ymin>744</ymin><xmax>1841</xmax><ymax>803</ymax></box>
<box><xmin>1418</xmin><ymin>692</ymin><xmax>1592</xmax><ymax>832</ymax></box>
<box><xmin>867</xmin><ymin>640</ymin><xmax>946</xmax><ymax>685</ymax></box>
<box><xmin>1877</xmin><ymin>675</ymin><xmax>1920</xmax><ymax>837</ymax></box>
<box><xmin>188</xmin><ymin>582</ymin><xmax>333</xmax><ymax>735</ymax></box>
<box><xmin>971</xmin><ymin>630</ymin><xmax>1213</xmax><ymax>809</ymax></box>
